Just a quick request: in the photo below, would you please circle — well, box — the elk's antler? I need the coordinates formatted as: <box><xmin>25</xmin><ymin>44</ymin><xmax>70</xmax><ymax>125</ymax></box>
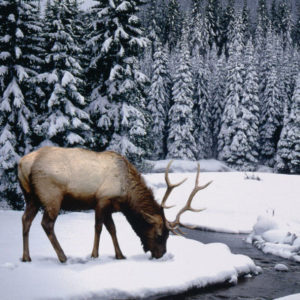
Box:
<box><xmin>161</xmin><ymin>160</ymin><xmax>187</xmax><ymax>209</ymax></box>
<box><xmin>165</xmin><ymin>163</ymin><xmax>213</xmax><ymax>235</ymax></box>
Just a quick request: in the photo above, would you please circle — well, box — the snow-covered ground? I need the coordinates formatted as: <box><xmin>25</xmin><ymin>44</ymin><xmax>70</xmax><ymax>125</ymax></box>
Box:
<box><xmin>145</xmin><ymin>170</ymin><xmax>300</xmax><ymax>234</ymax></box>
<box><xmin>0</xmin><ymin>162</ymin><xmax>299</xmax><ymax>299</ymax></box>
<box><xmin>0</xmin><ymin>210</ymin><xmax>258</xmax><ymax>300</ymax></box>
<box><xmin>275</xmin><ymin>294</ymin><xmax>300</xmax><ymax>300</ymax></box>
<box><xmin>146</xmin><ymin>158</ymin><xmax>273</xmax><ymax>173</ymax></box>
<box><xmin>145</xmin><ymin>161</ymin><xmax>300</xmax><ymax>263</ymax></box>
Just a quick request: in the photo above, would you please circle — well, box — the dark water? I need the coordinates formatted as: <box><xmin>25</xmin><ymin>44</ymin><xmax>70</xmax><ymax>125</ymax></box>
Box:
<box><xmin>157</xmin><ymin>229</ymin><xmax>300</xmax><ymax>300</ymax></box>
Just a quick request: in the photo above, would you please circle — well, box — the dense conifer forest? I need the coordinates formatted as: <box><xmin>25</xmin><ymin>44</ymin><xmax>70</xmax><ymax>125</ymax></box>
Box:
<box><xmin>0</xmin><ymin>0</ymin><xmax>299</xmax><ymax>209</ymax></box>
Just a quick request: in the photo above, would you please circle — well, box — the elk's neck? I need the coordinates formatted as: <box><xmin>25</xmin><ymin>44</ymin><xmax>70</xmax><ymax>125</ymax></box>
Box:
<box><xmin>119</xmin><ymin>181</ymin><xmax>161</xmax><ymax>249</ymax></box>
<box><xmin>119</xmin><ymin>199</ymin><xmax>156</xmax><ymax>251</ymax></box>
<box><xmin>119</xmin><ymin>158</ymin><xmax>161</xmax><ymax>246</ymax></box>
<box><xmin>124</xmin><ymin>159</ymin><xmax>159</xmax><ymax>215</ymax></box>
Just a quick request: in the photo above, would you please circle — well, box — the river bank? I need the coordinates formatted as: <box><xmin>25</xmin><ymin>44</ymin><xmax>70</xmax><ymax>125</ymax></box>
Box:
<box><xmin>157</xmin><ymin>229</ymin><xmax>300</xmax><ymax>300</ymax></box>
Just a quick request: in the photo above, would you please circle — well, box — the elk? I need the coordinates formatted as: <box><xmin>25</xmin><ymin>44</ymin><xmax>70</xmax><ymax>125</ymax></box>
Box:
<box><xmin>19</xmin><ymin>146</ymin><xmax>212</xmax><ymax>263</ymax></box>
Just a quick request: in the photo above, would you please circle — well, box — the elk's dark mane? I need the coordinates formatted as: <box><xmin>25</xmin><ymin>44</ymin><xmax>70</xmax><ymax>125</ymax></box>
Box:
<box><xmin>120</xmin><ymin>157</ymin><xmax>164</xmax><ymax>251</ymax></box>
<box><xmin>123</xmin><ymin>157</ymin><xmax>160</xmax><ymax>213</ymax></box>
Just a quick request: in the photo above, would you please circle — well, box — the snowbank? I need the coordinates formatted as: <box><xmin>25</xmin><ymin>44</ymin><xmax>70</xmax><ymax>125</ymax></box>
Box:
<box><xmin>247</xmin><ymin>215</ymin><xmax>300</xmax><ymax>262</ymax></box>
<box><xmin>147</xmin><ymin>159</ymin><xmax>274</xmax><ymax>173</ymax></box>
<box><xmin>145</xmin><ymin>172</ymin><xmax>300</xmax><ymax>234</ymax></box>
<box><xmin>147</xmin><ymin>159</ymin><xmax>234</xmax><ymax>173</ymax></box>
<box><xmin>275</xmin><ymin>294</ymin><xmax>300</xmax><ymax>300</ymax></box>
<box><xmin>0</xmin><ymin>211</ymin><xmax>259</xmax><ymax>300</ymax></box>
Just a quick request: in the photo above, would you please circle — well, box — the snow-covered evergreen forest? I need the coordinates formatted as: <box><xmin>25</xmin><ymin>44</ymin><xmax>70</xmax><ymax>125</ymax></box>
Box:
<box><xmin>0</xmin><ymin>0</ymin><xmax>299</xmax><ymax>209</ymax></box>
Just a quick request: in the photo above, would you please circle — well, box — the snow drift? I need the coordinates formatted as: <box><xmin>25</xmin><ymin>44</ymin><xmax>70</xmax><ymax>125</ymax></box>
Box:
<box><xmin>0</xmin><ymin>211</ymin><xmax>259</xmax><ymax>300</ymax></box>
<box><xmin>247</xmin><ymin>215</ymin><xmax>300</xmax><ymax>262</ymax></box>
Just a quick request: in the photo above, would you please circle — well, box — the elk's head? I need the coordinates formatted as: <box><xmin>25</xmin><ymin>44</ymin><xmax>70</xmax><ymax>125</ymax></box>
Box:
<box><xmin>142</xmin><ymin>161</ymin><xmax>212</xmax><ymax>259</ymax></box>
<box><xmin>141</xmin><ymin>207</ymin><xmax>169</xmax><ymax>258</ymax></box>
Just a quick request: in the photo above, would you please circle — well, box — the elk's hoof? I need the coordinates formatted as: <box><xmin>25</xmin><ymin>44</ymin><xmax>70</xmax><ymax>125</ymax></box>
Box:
<box><xmin>116</xmin><ymin>254</ymin><xmax>126</xmax><ymax>260</ymax></box>
<box><xmin>59</xmin><ymin>255</ymin><xmax>67</xmax><ymax>263</ymax></box>
<box><xmin>22</xmin><ymin>256</ymin><xmax>32</xmax><ymax>262</ymax></box>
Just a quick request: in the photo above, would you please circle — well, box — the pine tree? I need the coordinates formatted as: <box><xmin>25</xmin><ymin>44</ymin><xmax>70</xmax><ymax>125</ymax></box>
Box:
<box><xmin>260</xmin><ymin>76</ymin><xmax>282</xmax><ymax>166</ymax></box>
<box><xmin>257</xmin><ymin>0</ymin><xmax>270</xmax><ymax>34</ymax></box>
<box><xmin>72</xmin><ymin>1</ymin><xmax>90</xmax><ymax>93</ymax></box>
<box><xmin>0</xmin><ymin>0</ymin><xmax>42</xmax><ymax>209</ymax></box>
<box><xmin>85</xmin><ymin>0</ymin><xmax>108</xmax><ymax>149</ymax></box>
<box><xmin>205</xmin><ymin>0</ymin><xmax>221</xmax><ymax>49</ymax></box>
<box><xmin>218</xmin><ymin>14</ymin><xmax>245</xmax><ymax>168</ymax></box>
<box><xmin>191</xmin><ymin>0</ymin><xmax>202</xmax><ymax>20</ymax></box>
<box><xmin>254</xmin><ymin>14</ymin><xmax>265</xmax><ymax>53</ymax></box>
<box><xmin>275</xmin><ymin>33</ymin><xmax>294</xmax><ymax>115</ymax></box>
<box><xmin>147</xmin><ymin>37</ymin><xmax>170</xmax><ymax>160</ymax></box>
<box><xmin>141</xmin><ymin>4</ymin><xmax>160</xmax><ymax>79</ymax></box>
<box><xmin>21</xmin><ymin>0</ymin><xmax>45</xmax><ymax>113</ymax></box>
<box><xmin>155</xmin><ymin>0</ymin><xmax>168</xmax><ymax>44</ymax></box>
<box><xmin>258</xmin><ymin>26</ymin><xmax>274</xmax><ymax>109</ymax></box>
<box><xmin>242</xmin><ymin>0</ymin><xmax>251</xmax><ymax>43</ymax></box>
<box><xmin>210</xmin><ymin>50</ymin><xmax>226</xmax><ymax>158</ymax></box>
<box><xmin>87</xmin><ymin>0</ymin><xmax>150</xmax><ymax>164</ymax></box>
<box><xmin>165</xmin><ymin>0</ymin><xmax>182</xmax><ymax>51</ymax></box>
<box><xmin>144</xmin><ymin>0</ymin><xmax>157</xmax><ymax>58</ymax></box>
<box><xmin>194</xmin><ymin>47</ymin><xmax>212</xmax><ymax>159</ymax></box>
<box><xmin>275</xmin><ymin>73</ymin><xmax>300</xmax><ymax>174</ymax></box>
<box><xmin>34</xmin><ymin>0</ymin><xmax>91</xmax><ymax>148</ymax></box>
<box><xmin>276</xmin><ymin>1</ymin><xmax>293</xmax><ymax>50</ymax></box>
<box><xmin>259</xmin><ymin>29</ymin><xmax>284</xmax><ymax>166</ymax></box>
<box><xmin>271</xmin><ymin>0</ymin><xmax>280</xmax><ymax>33</ymax></box>
<box><xmin>237</xmin><ymin>39</ymin><xmax>260</xmax><ymax>170</ymax></box>
<box><xmin>292</xmin><ymin>4</ymin><xmax>300</xmax><ymax>48</ymax></box>
<box><xmin>290</xmin><ymin>49</ymin><xmax>300</xmax><ymax>95</ymax></box>
<box><xmin>220</xmin><ymin>0</ymin><xmax>235</xmax><ymax>56</ymax></box>
<box><xmin>190</xmin><ymin>6</ymin><xmax>209</xmax><ymax>59</ymax></box>
<box><xmin>167</xmin><ymin>25</ymin><xmax>197</xmax><ymax>160</ymax></box>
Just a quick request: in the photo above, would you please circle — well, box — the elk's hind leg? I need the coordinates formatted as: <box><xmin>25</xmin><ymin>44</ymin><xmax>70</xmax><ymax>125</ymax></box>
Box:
<box><xmin>41</xmin><ymin>209</ymin><xmax>67</xmax><ymax>263</ymax></box>
<box><xmin>22</xmin><ymin>199</ymin><xmax>39</xmax><ymax>262</ymax></box>
<box><xmin>36</xmin><ymin>182</ymin><xmax>66</xmax><ymax>263</ymax></box>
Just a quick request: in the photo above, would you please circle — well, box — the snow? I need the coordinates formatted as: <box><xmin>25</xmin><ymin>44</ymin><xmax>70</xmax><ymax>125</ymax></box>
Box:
<box><xmin>246</xmin><ymin>215</ymin><xmax>300</xmax><ymax>262</ymax></box>
<box><xmin>144</xmin><ymin>163</ymin><xmax>300</xmax><ymax>262</ymax></box>
<box><xmin>147</xmin><ymin>159</ymin><xmax>233</xmax><ymax>173</ymax></box>
<box><xmin>274</xmin><ymin>263</ymin><xmax>289</xmax><ymax>272</ymax></box>
<box><xmin>275</xmin><ymin>294</ymin><xmax>300</xmax><ymax>300</ymax></box>
<box><xmin>144</xmin><ymin>169</ymin><xmax>300</xmax><ymax>234</ymax></box>
<box><xmin>39</xmin><ymin>0</ymin><xmax>97</xmax><ymax>15</ymax></box>
<box><xmin>61</xmin><ymin>71</ymin><xmax>74</xmax><ymax>87</ymax></box>
<box><xmin>1</xmin><ymin>164</ymin><xmax>299</xmax><ymax>299</ymax></box>
<box><xmin>0</xmin><ymin>211</ymin><xmax>259</xmax><ymax>300</ymax></box>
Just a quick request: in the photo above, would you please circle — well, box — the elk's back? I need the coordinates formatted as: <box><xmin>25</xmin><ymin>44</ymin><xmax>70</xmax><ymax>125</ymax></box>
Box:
<box><xmin>19</xmin><ymin>147</ymin><xmax>128</xmax><ymax>207</ymax></box>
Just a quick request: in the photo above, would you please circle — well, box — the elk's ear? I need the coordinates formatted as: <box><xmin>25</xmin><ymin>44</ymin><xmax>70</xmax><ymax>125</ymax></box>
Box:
<box><xmin>141</xmin><ymin>210</ymin><xmax>158</xmax><ymax>224</ymax></box>
<box><xmin>141</xmin><ymin>211</ymin><xmax>164</xmax><ymax>235</ymax></box>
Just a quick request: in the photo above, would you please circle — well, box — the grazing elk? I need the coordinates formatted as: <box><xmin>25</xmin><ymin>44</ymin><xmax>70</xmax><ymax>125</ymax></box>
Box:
<box><xmin>19</xmin><ymin>146</ymin><xmax>212</xmax><ymax>263</ymax></box>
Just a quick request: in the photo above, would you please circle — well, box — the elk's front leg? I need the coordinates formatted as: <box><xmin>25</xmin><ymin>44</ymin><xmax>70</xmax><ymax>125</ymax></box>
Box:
<box><xmin>91</xmin><ymin>208</ymin><xmax>103</xmax><ymax>258</ymax></box>
<box><xmin>104</xmin><ymin>214</ymin><xmax>126</xmax><ymax>259</ymax></box>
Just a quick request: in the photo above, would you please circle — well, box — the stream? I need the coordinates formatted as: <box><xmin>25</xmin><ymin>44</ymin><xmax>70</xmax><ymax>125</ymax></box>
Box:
<box><xmin>157</xmin><ymin>229</ymin><xmax>300</xmax><ymax>300</ymax></box>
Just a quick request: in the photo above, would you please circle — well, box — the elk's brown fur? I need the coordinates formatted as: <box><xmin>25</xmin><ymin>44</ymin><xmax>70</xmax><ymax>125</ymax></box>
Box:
<box><xmin>19</xmin><ymin>146</ymin><xmax>169</xmax><ymax>263</ymax></box>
